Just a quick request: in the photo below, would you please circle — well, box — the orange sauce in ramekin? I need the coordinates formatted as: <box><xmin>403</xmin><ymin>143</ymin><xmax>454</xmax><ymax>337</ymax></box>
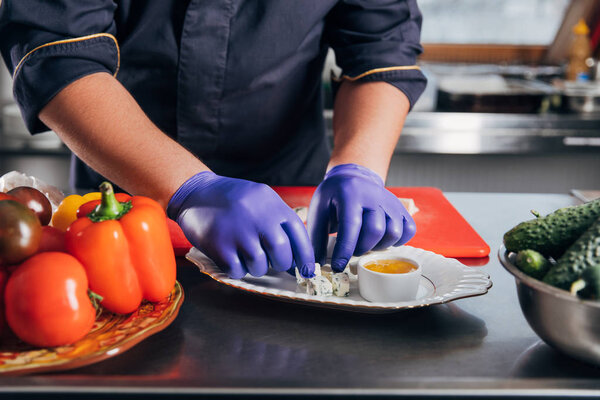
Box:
<box><xmin>364</xmin><ymin>259</ymin><xmax>418</xmax><ymax>274</ymax></box>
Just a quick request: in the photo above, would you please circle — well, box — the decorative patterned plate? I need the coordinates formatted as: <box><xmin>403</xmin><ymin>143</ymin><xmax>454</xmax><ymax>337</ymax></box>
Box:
<box><xmin>187</xmin><ymin>246</ymin><xmax>492</xmax><ymax>313</ymax></box>
<box><xmin>0</xmin><ymin>281</ymin><xmax>183</xmax><ymax>375</ymax></box>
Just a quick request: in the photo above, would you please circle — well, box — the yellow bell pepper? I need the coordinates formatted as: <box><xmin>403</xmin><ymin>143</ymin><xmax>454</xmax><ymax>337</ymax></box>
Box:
<box><xmin>50</xmin><ymin>192</ymin><xmax>102</xmax><ymax>231</ymax></box>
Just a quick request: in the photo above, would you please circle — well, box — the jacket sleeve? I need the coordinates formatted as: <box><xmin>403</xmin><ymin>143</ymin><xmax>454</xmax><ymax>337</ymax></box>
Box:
<box><xmin>0</xmin><ymin>0</ymin><xmax>119</xmax><ymax>133</ymax></box>
<box><xmin>325</xmin><ymin>0</ymin><xmax>427</xmax><ymax>108</ymax></box>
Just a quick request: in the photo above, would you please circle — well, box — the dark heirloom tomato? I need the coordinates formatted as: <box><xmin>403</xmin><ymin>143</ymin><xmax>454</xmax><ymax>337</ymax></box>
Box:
<box><xmin>7</xmin><ymin>186</ymin><xmax>52</xmax><ymax>225</ymax></box>
<box><xmin>5</xmin><ymin>252</ymin><xmax>96</xmax><ymax>347</ymax></box>
<box><xmin>0</xmin><ymin>193</ymin><xmax>17</xmax><ymax>201</ymax></box>
<box><xmin>0</xmin><ymin>200</ymin><xmax>42</xmax><ymax>266</ymax></box>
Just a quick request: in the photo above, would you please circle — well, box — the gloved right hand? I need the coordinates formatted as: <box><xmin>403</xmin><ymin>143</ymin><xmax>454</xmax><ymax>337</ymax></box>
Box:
<box><xmin>167</xmin><ymin>172</ymin><xmax>315</xmax><ymax>279</ymax></box>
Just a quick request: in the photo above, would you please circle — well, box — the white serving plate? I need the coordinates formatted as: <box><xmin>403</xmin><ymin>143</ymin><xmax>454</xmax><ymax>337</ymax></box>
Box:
<box><xmin>186</xmin><ymin>243</ymin><xmax>492</xmax><ymax>313</ymax></box>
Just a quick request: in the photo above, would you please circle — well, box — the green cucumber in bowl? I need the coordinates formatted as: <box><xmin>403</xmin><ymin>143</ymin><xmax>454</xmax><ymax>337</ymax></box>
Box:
<box><xmin>571</xmin><ymin>265</ymin><xmax>600</xmax><ymax>300</ymax></box>
<box><xmin>543</xmin><ymin>216</ymin><xmax>600</xmax><ymax>291</ymax></box>
<box><xmin>515</xmin><ymin>249</ymin><xmax>551</xmax><ymax>280</ymax></box>
<box><xmin>503</xmin><ymin>199</ymin><xmax>600</xmax><ymax>259</ymax></box>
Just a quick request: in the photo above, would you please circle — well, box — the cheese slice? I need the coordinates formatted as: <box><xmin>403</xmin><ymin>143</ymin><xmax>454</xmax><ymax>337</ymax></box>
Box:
<box><xmin>306</xmin><ymin>276</ymin><xmax>333</xmax><ymax>296</ymax></box>
<box><xmin>320</xmin><ymin>263</ymin><xmax>333</xmax><ymax>282</ymax></box>
<box><xmin>297</xmin><ymin>263</ymin><xmax>351</xmax><ymax>297</ymax></box>
<box><xmin>294</xmin><ymin>207</ymin><xmax>308</xmax><ymax>223</ymax></box>
<box><xmin>398</xmin><ymin>197</ymin><xmax>419</xmax><ymax>215</ymax></box>
<box><xmin>332</xmin><ymin>272</ymin><xmax>350</xmax><ymax>297</ymax></box>
<box><xmin>296</xmin><ymin>263</ymin><xmax>321</xmax><ymax>286</ymax></box>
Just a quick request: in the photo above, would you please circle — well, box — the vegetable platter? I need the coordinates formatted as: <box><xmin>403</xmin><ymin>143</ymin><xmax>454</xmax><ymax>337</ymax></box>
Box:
<box><xmin>0</xmin><ymin>171</ymin><xmax>185</xmax><ymax>374</ymax></box>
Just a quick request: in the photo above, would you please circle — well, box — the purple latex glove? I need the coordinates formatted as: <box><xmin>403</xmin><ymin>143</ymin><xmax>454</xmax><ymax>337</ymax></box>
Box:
<box><xmin>167</xmin><ymin>172</ymin><xmax>315</xmax><ymax>279</ymax></box>
<box><xmin>307</xmin><ymin>164</ymin><xmax>416</xmax><ymax>272</ymax></box>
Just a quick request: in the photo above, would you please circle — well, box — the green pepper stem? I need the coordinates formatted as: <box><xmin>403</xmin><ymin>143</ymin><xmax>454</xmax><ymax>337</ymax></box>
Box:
<box><xmin>98</xmin><ymin>182</ymin><xmax>122</xmax><ymax>218</ymax></box>
<box><xmin>88</xmin><ymin>289</ymin><xmax>104</xmax><ymax>315</ymax></box>
<box><xmin>87</xmin><ymin>181</ymin><xmax>133</xmax><ymax>222</ymax></box>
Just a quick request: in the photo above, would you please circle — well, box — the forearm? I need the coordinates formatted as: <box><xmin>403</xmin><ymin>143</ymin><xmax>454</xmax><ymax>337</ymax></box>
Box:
<box><xmin>39</xmin><ymin>72</ymin><xmax>209</xmax><ymax>208</ymax></box>
<box><xmin>329</xmin><ymin>80</ymin><xmax>410</xmax><ymax>181</ymax></box>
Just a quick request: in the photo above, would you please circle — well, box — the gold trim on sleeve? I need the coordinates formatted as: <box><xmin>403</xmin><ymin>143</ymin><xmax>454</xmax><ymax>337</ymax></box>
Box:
<box><xmin>12</xmin><ymin>33</ymin><xmax>120</xmax><ymax>80</ymax></box>
<box><xmin>333</xmin><ymin>65</ymin><xmax>421</xmax><ymax>82</ymax></box>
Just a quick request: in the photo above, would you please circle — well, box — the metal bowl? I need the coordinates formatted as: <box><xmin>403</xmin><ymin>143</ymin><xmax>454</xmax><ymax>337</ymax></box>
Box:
<box><xmin>498</xmin><ymin>245</ymin><xmax>600</xmax><ymax>366</ymax></box>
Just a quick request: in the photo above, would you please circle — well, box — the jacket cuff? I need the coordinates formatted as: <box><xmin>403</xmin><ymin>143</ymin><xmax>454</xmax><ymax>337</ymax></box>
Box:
<box><xmin>12</xmin><ymin>34</ymin><xmax>120</xmax><ymax>133</ymax></box>
<box><xmin>332</xmin><ymin>67</ymin><xmax>427</xmax><ymax>110</ymax></box>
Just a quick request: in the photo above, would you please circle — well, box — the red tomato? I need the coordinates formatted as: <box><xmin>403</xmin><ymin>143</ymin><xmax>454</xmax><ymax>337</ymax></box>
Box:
<box><xmin>5</xmin><ymin>252</ymin><xmax>96</xmax><ymax>347</ymax></box>
<box><xmin>0</xmin><ymin>268</ymin><xmax>7</xmax><ymax>336</ymax></box>
<box><xmin>36</xmin><ymin>226</ymin><xmax>66</xmax><ymax>253</ymax></box>
<box><xmin>167</xmin><ymin>218</ymin><xmax>192</xmax><ymax>256</ymax></box>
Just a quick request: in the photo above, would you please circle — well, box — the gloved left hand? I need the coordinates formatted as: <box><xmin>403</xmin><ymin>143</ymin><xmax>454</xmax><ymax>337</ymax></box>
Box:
<box><xmin>307</xmin><ymin>164</ymin><xmax>416</xmax><ymax>272</ymax></box>
<box><xmin>167</xmin><ymin>171</ymin><xmax>315</xmax><ymax>279</ymax></box>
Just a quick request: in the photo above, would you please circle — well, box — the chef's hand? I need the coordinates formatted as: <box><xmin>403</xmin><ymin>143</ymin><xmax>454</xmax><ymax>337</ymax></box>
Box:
<box><xmin>308</xmin><ymin>164</ymin><xmax>416</xmax><ymax>272</ymax></box>
<box><xmin>167</xmin><ymin>172</ymin><xmax>315</xmax><ymax>279</ymax></box>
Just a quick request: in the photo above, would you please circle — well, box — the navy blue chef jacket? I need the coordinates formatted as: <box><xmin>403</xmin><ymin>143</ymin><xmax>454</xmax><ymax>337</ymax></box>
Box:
<box><xmin>0</xmin><ymin>1</ymin><xmax>426</xmax><ymax>189</ymax></box>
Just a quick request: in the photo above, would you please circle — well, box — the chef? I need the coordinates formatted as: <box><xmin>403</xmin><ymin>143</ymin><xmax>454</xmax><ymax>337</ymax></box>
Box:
<box><xmin>0</xmin><ymin>1</ymin><xmax>426</xmax><ymax>279</ymax></box>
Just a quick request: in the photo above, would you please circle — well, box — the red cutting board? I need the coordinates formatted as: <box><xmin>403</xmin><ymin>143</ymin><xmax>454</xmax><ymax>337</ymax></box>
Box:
<box><xmin>272</xmin><ymin>186</ymin><xmax>490</xmax><ymax>259</ymax></box>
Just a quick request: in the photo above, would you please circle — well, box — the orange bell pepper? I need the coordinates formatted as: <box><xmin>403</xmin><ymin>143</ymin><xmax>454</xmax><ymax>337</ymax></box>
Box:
<box><xmin>78</xmin><ymin>194</ymin><xmax>193</xmax><ymax>257</ymax></box>
<box><xmin>65</xmin><ymin>182</ymin><xmax>176</xmax><ymax>314</ymax></box>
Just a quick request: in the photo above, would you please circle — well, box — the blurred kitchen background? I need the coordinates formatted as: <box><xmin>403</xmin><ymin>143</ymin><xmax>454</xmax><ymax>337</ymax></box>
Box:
<box><xmin>1</xmin><ymin>0</ymin><xmax>599</xmax><ymax>195</ymax></box>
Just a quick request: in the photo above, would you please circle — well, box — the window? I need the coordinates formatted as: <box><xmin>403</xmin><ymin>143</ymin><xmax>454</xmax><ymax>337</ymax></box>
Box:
<box><xmin>419</xmin><ymin>0</ymin><xmax>571</xmax><ymax>45</ymax></box>
<box><xmin>417</xmin><ymin>0</ymin><xmax>599</xmax><ymax>64</ymax></box>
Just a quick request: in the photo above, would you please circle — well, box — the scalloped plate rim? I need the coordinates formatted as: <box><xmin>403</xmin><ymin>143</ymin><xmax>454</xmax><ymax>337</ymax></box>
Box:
<box><xmin>186</xmin><ymin>246</ymin><xmax>491</xmax><ymax>313</ymax></box>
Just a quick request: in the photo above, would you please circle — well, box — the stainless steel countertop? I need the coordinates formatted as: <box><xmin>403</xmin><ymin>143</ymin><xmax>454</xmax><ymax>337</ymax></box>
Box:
<box><xmin>3</xmin><ymin>192</ymin><xmax>598</xmax><ymax>398</ymax></box>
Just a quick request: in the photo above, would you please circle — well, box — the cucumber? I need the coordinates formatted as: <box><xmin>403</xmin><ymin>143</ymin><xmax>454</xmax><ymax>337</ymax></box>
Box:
<box><xmin>542</xmin><ymin>217</ymin><xmax>600</xmax><ymax>290</ymax></box>
<box><xmin>570</xmin><ymin>265</ymin><xmax>600</xmax><ymax>300</ymax></box>
<box><xmin>503</xmin><ymin>199</ymin><xmax>600</xmax><ymax>258</ymax></box>
<box><xmin>515</xmin><ymin>249</ymin><xmax>551</xmax><ymax>280</ymax></box>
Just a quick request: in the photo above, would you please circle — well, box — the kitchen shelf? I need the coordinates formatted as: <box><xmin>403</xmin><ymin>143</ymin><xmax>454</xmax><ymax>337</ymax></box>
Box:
<box><xmin>0</xmin><ymin>133</ymin><xmax>70</xmax><ymax>157</ymax></box>
<box><xmin>0</xmin><ymin>147</ymin><xmax>70</xmax><ymax>156</ymax></box>
<box><xmin>325</xmin><ymin>110</ymin><xmax>600</xmax><ymax>155</ymax></box>
<box><xmin>2</xmin><ymin>112</ymin><xmax>600</xmax><ymax>157</ymax></box>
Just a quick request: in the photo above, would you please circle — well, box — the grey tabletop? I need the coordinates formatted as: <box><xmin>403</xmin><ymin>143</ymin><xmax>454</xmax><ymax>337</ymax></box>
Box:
<box><xmin>2</xmin><ymin>192</ymin><xmax>599</xmax><ymax>399</ymax></box>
